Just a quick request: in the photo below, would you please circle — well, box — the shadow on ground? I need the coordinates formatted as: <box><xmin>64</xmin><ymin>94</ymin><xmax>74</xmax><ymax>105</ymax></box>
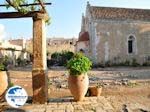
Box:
<box><xmin>4</xmin><ymin>108</ymin><xmax>25</xmax><ymax>112</ymax></box>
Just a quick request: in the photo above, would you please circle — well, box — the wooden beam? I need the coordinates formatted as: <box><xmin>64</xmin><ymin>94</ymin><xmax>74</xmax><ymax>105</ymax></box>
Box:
<box><xmin>0</xmin><ymin>3</ymin><xmax>52</xmax><ymax>7</ymax></box>
<box><xmin>0</xmin><ymin>11</ymin><xmax>43</xmax><ymax>19</ymax></box>
<box><xmin>37</xmin><ymin>0</ymin><xmax>46</xmax><ymax>12</ymax></box>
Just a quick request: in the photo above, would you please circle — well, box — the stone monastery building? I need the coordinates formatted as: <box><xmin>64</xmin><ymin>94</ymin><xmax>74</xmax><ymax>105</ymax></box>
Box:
<box><xmin>77</xmin><ymin>2</ymin><xmax>150</xmax><ymax>65</ymax></box>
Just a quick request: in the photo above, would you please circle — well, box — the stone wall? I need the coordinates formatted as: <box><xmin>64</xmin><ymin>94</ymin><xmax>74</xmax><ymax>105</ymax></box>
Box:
<box><xmin>92</xmin><ymin>19</ymin><xmax>150</xmax><ymax>65</ymax></box>
<box><xmin>26</xmin><ymin>38</ymin><xmax>77</xmax><ymax>56</ymax></box>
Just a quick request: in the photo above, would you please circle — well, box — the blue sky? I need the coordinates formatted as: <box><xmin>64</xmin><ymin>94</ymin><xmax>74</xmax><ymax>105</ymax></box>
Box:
<box><xmin>0</xmin><ymin>0</ymin><xmax>150</xmax><ymax>40</ymax></box>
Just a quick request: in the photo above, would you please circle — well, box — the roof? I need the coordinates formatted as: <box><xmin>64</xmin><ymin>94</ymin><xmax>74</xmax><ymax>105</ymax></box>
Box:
<box><xmin>89</xmin><ymin>6</ymin><xmax>150</xmax><ymax>21</ymax></box>
<box><xmin>78</xmin><ymin>31</ymin><xmax>89</xmax><ymax>42</ymax></box>
<box><xmin>9</xmin><ymin>39</ymin><xmax>23</xmax><ymax>46</ymax></box>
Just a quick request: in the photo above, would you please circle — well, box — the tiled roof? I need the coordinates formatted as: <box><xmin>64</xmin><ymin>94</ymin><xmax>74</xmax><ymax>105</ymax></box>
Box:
<box><xmin>89</xmin><ymin>6</ymin><xmax>150</xmax><ymax>21</ymax></box>
<box><xmin>9</xmin><ymin>39</ymin><xmax>23</xmax><ymax>46</ymax></box>
<box><xmin>78</xmin><ymin>31</ymin><xmax>89</xmax><ymax>42</ymax></box>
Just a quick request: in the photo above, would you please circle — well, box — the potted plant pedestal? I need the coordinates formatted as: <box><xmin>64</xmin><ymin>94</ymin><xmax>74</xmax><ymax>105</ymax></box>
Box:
<box><xmin>67</xmin><ymin>53</ymin><xmax>92</xmax><ymax>101</ymax></box>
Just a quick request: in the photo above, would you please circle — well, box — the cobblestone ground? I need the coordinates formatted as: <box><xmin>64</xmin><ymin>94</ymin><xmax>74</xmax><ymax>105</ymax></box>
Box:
<box><xmin>1</xmin><ymin>96</ymin><xmax>150</xmax><ymax>112</ymax></box>
<box><xmin>1</xmin><ymin>97</ymin><xmax>115</xmax><ymax>112</ymax></box>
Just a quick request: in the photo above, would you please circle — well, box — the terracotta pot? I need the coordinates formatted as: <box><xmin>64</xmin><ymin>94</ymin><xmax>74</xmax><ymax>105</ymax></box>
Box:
<box><xmin>68</xmin><ymin>73</ymin><xmax>89</xmax><ymax>101</ymax></box>
<box><xmin>89</xmin><ymin>86</ymin><xmax>102</xmax><ymax>97</ymax></box>
<box><xmin>0</xmin><ymin>71</ymin><xmax>8</xmax><ymax>96</ymax></box>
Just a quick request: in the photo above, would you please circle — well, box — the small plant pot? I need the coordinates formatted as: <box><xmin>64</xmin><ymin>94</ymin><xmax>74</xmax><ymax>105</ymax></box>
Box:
<box><xmin>88</xmin><ymin>86</ymin><xmax>102</xmax><ymax>97</ymax></box>
<box><xmin>68</xmin><ymin>73</ymin><xmax>89</xmax><ymax>101</ymax></box>
<box><xmin>0</xmin><ymin>71</ymin><xmax>8</xmax><ymax>96</ymax></box>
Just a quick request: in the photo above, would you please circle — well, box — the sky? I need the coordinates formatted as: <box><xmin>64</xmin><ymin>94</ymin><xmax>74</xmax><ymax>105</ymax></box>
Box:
<box><xmin>0</xmin><ymin>0</ymin><xmax>150</xmax><ymax>40</ymax></box>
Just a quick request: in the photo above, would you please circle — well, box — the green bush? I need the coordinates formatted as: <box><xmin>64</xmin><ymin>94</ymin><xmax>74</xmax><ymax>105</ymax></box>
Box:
<box><xmin>67</xmin><ymin>53</ymin><xmax>92</xmax><ymax>76</ymax></box>
<box><xmin>51</xmin><ymin>52</ymin><xmax>61</xmax><ymax>59</ymax></box>
<box><xmin>123</xmin><ymin>60</ymin><xmax>130</xmax><ymax>66</ymax></box>
<box><xmin>143</xmin><ymin>62</ymin><xmax>150</xmax><ymax>66</ymax></box>
<box><xmin>2</xmin><ymin>56</ymin><xmax>9</xmax><ymax>67</ymax></box>
<box><xmin>0</xmin><ymin>63</ymin><xmax>5</xmax><ymax>71</ymax></box>
<box><xmin>131</xmin><ymin>58</ymin><xmax>140</xmax><ymax>67</ymax></box>
<box><xmin>17</xmin><ymin>57</ymin><xmax>27</xmax><ymax>66</ymax></box>
<box><xmin>48</xmin><ymin>51</ymin><xmax>74</xmax><ymax>66</ymax></box>
<box><xmin>61</xmin><ymin>51</ymin><xmax>74</xmax><ymax>66</ymax></box>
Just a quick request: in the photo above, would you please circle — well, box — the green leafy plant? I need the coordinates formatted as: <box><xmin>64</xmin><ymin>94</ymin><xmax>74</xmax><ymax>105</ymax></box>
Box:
<box><xmin>48</xmin><ymin>51</ymin><xmax>74</xmax><ymax>67</ymax></box>
<box><xmin>131</xmin><ymin>58</ymin><xmax>140</xmax><ymax>67</ymax></box>
<box><xmin>9</xmin><ymin>82</ymin><xmax>14</xmax><ymax>87</ymax></box>
<box><xmin>17</xmin><ymin>57</ymin><xmax>27</xmax><ymax>66</ymax></box>
<box><xmin>0</xmin><ymin>63</ymin><xmax>5</xmax><ymax>71</ymax></box>
<box><xmin>67</xmin><ymin>53</ymin><xmax>92</xmax><ymax>76</ymax></box>
<box><xmin>2</xmin><ymin>56</ymin><xmax>9</xmax><ymax>67</ymax></box>
<box><xmin>96</xmin><ymin>82</ymin><xmax>103</xmax><ymax>88</ymax></box>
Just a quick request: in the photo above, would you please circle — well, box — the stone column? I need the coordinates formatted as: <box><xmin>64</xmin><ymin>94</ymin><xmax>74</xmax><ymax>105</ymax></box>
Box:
<box><xmin>32</xmin><ymin>13</ymin><xmax>48</xmax><ymax>104</ymax></box>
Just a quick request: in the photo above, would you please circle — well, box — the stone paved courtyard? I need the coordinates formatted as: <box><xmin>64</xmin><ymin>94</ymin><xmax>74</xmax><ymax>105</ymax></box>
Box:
<box><xmin>2</xmin><ymin>97</ymin><xmax>114</xmax><ymax>112</ymax></box>
<box><xmin>1</xmin><ymin>95</ymin><xmax>150</xmax><ymax>112</ymax></box>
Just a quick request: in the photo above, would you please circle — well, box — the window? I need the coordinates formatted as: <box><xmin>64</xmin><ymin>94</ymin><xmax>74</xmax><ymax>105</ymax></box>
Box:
<box><xmin>128</xmin><ymin>35</ymin><xmax>135</xmax><ymax>54</ymax></box>
<box><xmin>128</xmin><ymin>40</ymin><xmax>133</xmax><ymax>53</ymax></box>
<box><xmin>80</xmin><ymin>49</ymin><xmax>85</xmax><ymax>53</ymax></box>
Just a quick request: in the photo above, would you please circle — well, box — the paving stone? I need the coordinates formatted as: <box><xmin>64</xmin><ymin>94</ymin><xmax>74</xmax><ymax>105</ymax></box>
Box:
<box><xmin>96</xmin><ymin>107</ymin><xmax>106</xmax><ymax>112</ymax></box>
<box><xmin>46</xmin><ymin>110</ymin><xmax>53</xmax><ymax>112</ymax></box>
<box><xmin>65</xmin><ymin>110</ymin><xmax>74</xmax><ymax>112</ymax></box>
<box><xmin>57</xmin><ymin>104</ymin><xmax>66</xmax><ymax>109</ymax></box>
<box><xmin>52</xmin><ymin>109</ymin><xmax>65</xmax><ymax>112</ymax></box>
<box><xmin>73</xmin><ymin>104</ymin><xmax>84</xmax><ymax>110</ymax></box>
<box><xmin>66</xmin><ymin>104</ymin><xmax>74</xmax><ymax>110</ymax></box>
<box><xmin>84</xmin><ymin>110</ymin><xmax>95</xmax><ymax>112</ymax></box>
<box><xmin>90</xmin><ymin>103</ymin><xmax>99</xmax><ymax>107</ymax></box>
<box><xmin>47</xmin><ymin>104</ymin><xmax>58</xmax><ymax>108</ymax></box>
<box><xmin>73</xmin><ymin>110</ymin><xmax>83</xmax><ymax>112</ymax></box>
<box><xmin>76</xmin><ymin>101</ymin><xmax>91</xmax><ymax>105</ymax></box>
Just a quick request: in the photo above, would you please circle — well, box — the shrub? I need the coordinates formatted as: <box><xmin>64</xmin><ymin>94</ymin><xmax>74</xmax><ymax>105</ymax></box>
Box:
<box><xmin>48</xmin><ymin>51</ymin><xmax>74</xmax><ymax>67</ymax></box>
<box><xmin>0</xmin><ymin>63</ymin><xmax>6</xmax><ymax>71</ymax></box>
<box><xmin>0</xmin><ymin>56</ymin><xmax>9</xmax><ymax>71</ymax></box>
<box><xmin>2</xmin><ymin>55</ymin><xmax>9</xmax><ymax>67</ymax></box>
<box><xmin>16</xmin><ymin>58</ymin><xmax>27</xmax><ymax>66</ymax></box>
<box><xmin>131</xmin><ymin>58</ymin><xmax>140</xmax><ymax>67</ymax></box>
<box><xmin>143</xmin><ymin>62</ymin><xmax>150</xmax><ymax>66</ymax></box>
<box><xmin>92</xmin><ymin>63</ymin><xmax>105</xmax><ymax>68</ymax></box>
<box><xmin>61</xmin><ymin>51</ymin><xmax>74</xmax><ymax>66</ymax></box>
<box><xmin>105</xmin><ymin>60</ymin><xmax>111</xmax><ymax>67</ymax></box>
<box><xmin>67</xmin><ymin>53</ymin><xmax>92</xmax><ymax>76</ymax></box>
<box><xmin>51</xmin><ymin>52</ymin><xmax>61</xmax><ymax>59</ymax></box>
<box><xmin>123</xmin><ymin>60</ymin><xmax>130</xmax><ymax>66</ymax></box>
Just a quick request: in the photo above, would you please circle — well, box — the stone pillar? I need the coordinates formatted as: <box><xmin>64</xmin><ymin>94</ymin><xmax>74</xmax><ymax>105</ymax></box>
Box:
<box><xmin>32</xmin><ymin>13</ymin><xmax>48</xmax><ymax>104</ymax></box>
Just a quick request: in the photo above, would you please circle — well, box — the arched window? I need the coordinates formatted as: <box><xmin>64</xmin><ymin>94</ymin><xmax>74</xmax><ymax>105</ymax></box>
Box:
<box><xmin>128</xmin><ymin>35</ymin><xmax>135</xmax><ymax>54</ymax></box>
<box><xmin>80</xmin><ymin>49</ymin><xmax>85</xmax><ymax>53</ymax></box>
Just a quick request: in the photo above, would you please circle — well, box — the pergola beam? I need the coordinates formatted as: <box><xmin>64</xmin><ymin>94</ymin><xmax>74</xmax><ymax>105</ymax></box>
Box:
<box><xmin>37</xmin><ymin>0</ymin><xmax>46</xmax><ymax>12</ymax></box>
<box><xmin>0</xmin><ymin>3</ymin><xmax>51</xmax><ymax>7</ymax></box>
<box><xmin>0</xmin><ymin>11</ymin><xmax>42</xmax><ymax>19</ymax></box>
<box><xmin>4</xmin><ymin>0</ymin><xmax>51</xmax><ymax>14</ymax></box>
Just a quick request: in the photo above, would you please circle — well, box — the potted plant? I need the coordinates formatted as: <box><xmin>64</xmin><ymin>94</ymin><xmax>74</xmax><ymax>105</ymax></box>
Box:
<box><xmin>0</xmin><ymin>63</ymin><xmax>8</xmax><ymax>97</ymax></box>
<box><xmin>88</xmin><ymin>83</ymin><xmax>103</xmax><ymax>97</ymax></box>
<box><xmin>67</xmin><ymin>53</ymin><xmax>92</xmax><ymax>101</ymax></box>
